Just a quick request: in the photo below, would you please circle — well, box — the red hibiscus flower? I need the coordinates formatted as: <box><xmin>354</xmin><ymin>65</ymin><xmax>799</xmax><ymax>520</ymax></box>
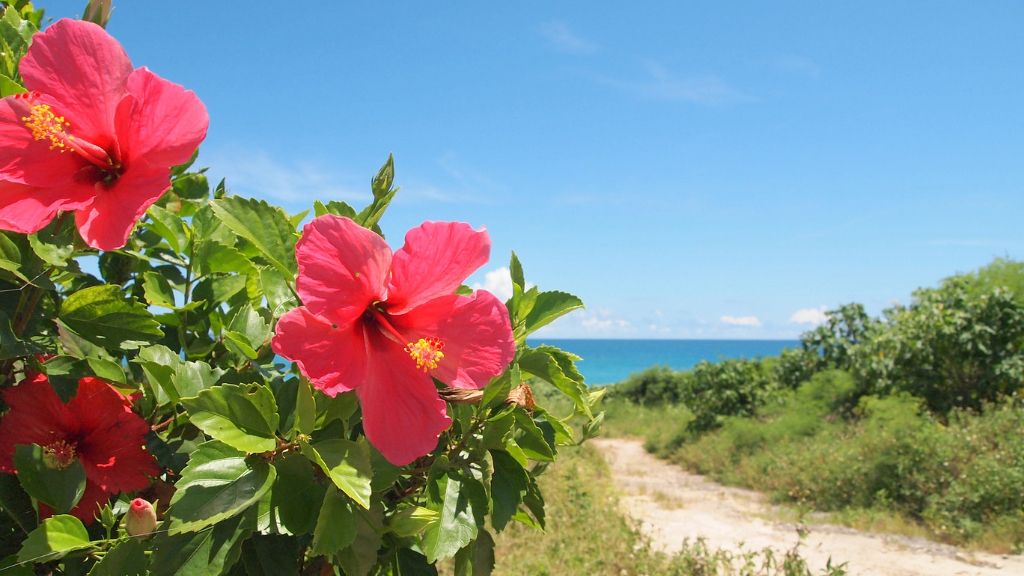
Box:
<box><xmin>0</xmin><ymin>376</ymin><xmax>159</xmax><ymax>523</ymax></box>
<box><xmin>273</xmin><ymin>215</ymin><xmax>515</xmax><ymax>465</ymax></box>
<box><xmin>0</xmin><ymin>18</ymin><xmax>208</xmax><ymax>250</ymax></box>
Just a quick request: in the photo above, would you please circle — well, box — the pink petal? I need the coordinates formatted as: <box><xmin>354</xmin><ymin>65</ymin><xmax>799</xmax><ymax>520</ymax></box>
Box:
<box><xmin>0</xmin><ymin>180</ymin><xmax>91</xmax><ymax>235</ymax></box>
<box><xmin>393</xmin><ymin>291</ymin><xmax>515</xmax><ymax>390</ymax></box>
<box><xmin>386</xmin><ymin>221</ymin><xmax>491</xmax><ymax>315</ymax></box>
<box><xmin>357</xmin><ymin>331</ymin><xmax>451</xmax><ymax>466</ymax></box>
<box><xmin>114</xmin><ymin>67</ymin><xmax>208</xmax><ymax>171</ymax></box>
<box><xmin>0</xmin><ymin>378</ymin><xmax>72</xmax><ymax>473</ymax></box>
<box><xmin>73</xmin><ymin>168</ymin><xmax>170</xmax><ymax>250</ymax></box>
<box><xmin>19</xmin><ymin>19</ymin><xmax>132</xmax><ymax>143</ymax></box>
<box><xmin>272</xmin><ymin>307</ymin><xmax>368</xmax><ymax>396</ymax></box>
<box><xmin>0</xmin><ymin>95</ymin><xmax>91</xmax><ymax>187</ymax></box>
<box><xmin>295</xmin><ymin>215</ymin><xmax>391</xmax><ymax>325</ymax></box>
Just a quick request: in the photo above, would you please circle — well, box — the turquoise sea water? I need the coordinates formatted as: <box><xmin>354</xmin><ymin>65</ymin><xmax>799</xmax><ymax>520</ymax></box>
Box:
<box><xmin>529</xmin><ymin>339</ymin><xmax>799</xmax><ymax>386</ymax></box>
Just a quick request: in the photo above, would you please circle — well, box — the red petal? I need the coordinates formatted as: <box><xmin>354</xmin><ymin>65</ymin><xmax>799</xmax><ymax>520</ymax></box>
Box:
<box><xmin>67</xmin><ymin>378</ymin><xmax>157</xmax><ymax>493</ymax></box>
<box><xmin>114</xmin><ymin>67</ymin><xmax>208</xmax><ymax>171</ymax></box>
<box><xmin>356</xmin><ymin>331</ymin><xmax>451</xmax><ymax>466</ymax></box>
<box><xmin>0</xmin><ymin>378</ymin><xmax>71</xmax><ymax>473</ymax></box>
<box><xmin>0</xmin><ymin>180</ymin><xmax>82</xmax><ymax>235</ymax></box>
<box><xmin>386</xmin><ymin>221</ymin><xmax>490</xmax><ymax>315</ymax></box>
<box><xmin>295</xmin><ymin>215</ymin><xmax>390</xmax><ymax>325</ymax></box>
<box><xmin>73</xmin><ymin>168</ymin><xmax>170</xmax><ymax>250</ymax></box>
<box><xmin>19</xmin><ymin>19</ymin><xmax>132</xmax><ymax>143</ymax></box>
<box><xmin>394</xmin><ymin>291</ymin><xmax>515</xmax><ymax>390</ymax></box>
<box><xmin>272</xmin><ymin>307</ymin><xmax>368</xmax><ymax>396</ymax></box>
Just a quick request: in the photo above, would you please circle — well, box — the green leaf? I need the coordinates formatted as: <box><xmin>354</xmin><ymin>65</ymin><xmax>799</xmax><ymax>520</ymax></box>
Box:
<box><xmin>266</xmin><ymin>453</ymin><xmax>325</xmax><ymax>535</ymax></box>
<box><xmin>508</xmin><ymin>252</ymin><xmax>525</xmax><ymax>292</ymax></box>
<box><xmin>394</xmin><ymin>548</ymin><xmax>438</xmax><ymax>576</ymax></box>
<box><xmin>0</xmin><ymin>473</ymin><xmax>36</xmax><ymax>534</ymax></box>
<box><xmin>239</xmin><ymin>535</ymin><xmax>299</xmax><ymax>576</ymax></box>
<box><xmin>388</xmin><ymin>506</ymin><xmax>438</xmax><ymax>538</ymax></box>
<box><xmin>142</xmin><ymin>271</ymin><xmax>176</xmax><ymax>308</ymax></box>
<box><xmin>334</xmin><ymin>505</ymin><xmax>384</xmax><ymax>576</ymax></box>
<box><xmin>13</xmin><ymin>445</ymin><xmax>86</xmax><ymax>515</ymax></box>
<box><xmin>422</xmin><ymin>473</ymin><xmax>485</xmax><ymax>563</ymax></box>
<box><xmin>0</xmin><ymin>231</ymin><xmax>31</xmax><ymax>284</ymax></box>
<box><xmin>512</xmin><ymin>412</ymin><xmax>555</xmax><ymax>462</ymax></box>
<box><xmin>60</xmin><ymin>285</ymin><xmax>162</xmax><ymax>349</ymax></box>
<box><xmin>355</xmin><ymin>155</ymin><xmax>398</xmax><ymax>231</ymax></box>
<box><xmin>489</xmin><ymin>450</ymin><xmax>529</xmax><ymax>532</ymax></box>
<box><xmin>301</xmin><ymin>439</ymin><xmax>372</xmax><ymax>509</ymax></box>
<box><xmin>193</xmin><ymin>241</ymin><xmax>252</xmax><ymax>276</ymax></box>
<box><xmin>311</xmin><ymin>485</ymin><xmax>357</xmax><ymax>556</ymax></box>
<box><xmin>27</xmin><ymin>218</ymin><xmax>75</xmax><ymax>267</ymax></box>
<box><xmin>85</xmin><ymin>357</ymin><xmax>126</xmax><ymax>384</ymax></box>
<box><xmin>173</xmin><ymin>173</ymin><xmax>210</xmax><ymax>200</ymax></box>
<box><xmin>519</xmin><ymin>346</ymin><xmax>589</xmax><ymax>417</ymax></box>
<box><xmin>148</xmin><ymin>204</ymin><xmax>189</xmax><ymax>253</ymax></box>
<box><xmin>257</xmin><ymin>266</ymin><xmax>298</xmax><ymax>315</ymax></box>
<box><xmin>521</xmin><ymin>291</ymin><xmax>583</xmax><ymax>336</ymax></box>
<box><xmin>0</xmin><ymin>310</ymin><xmax>37</xmax><ymax>360</ymax></box>
<box><xmin>0</xmin><ymin>73</ymin><xmax>25</xmax><ymax>97</ymax></box>
<box><xmin>150</xmin><ymin>512</ymin><xmax>251</xmax><ymax>576</ymax></box>
<box><xmin>88</xmin><ymin>538</ymin><xmax>147</xmax><ymax>576</ymax></box>
<box><xmin>167</xmin><ymin>441</ymin><xmax>276</xmax><ymax>534</ymax></box>
<box><xmin>135</xmin><ymin>346</ymin><xmax>224</xmax><ymax>404</ymax></box>
<box><xmin>295</xmin><ymin>379</ymin><xmax>316</xmax><ymax>435</ymax></box>
<box><xmin>224</xmin><ymin>304</ymin><xmax>270</xmax><ymax>358</ymax></box>
<box><xmin>453</xmin><ymin>529</ymin><xmax>495</xmax><ymax>576</ymax></box>
<box><xmin>182</xmin><ymin>384</ymin><xmax>279</xmax><ymax>454</ymax></box>
<box><xmin>313</xmin><ymin>200</ymin><xmax>357</xmax><ymax>219</ymax></box>
<box><xmin>210</xmin><ymin>197</ymin><xmax>297</xmax><ymax>277</ymax></box>
<box><xmin>17</xmin><ymin>515</ymin><xmax>93</xmax><ymax>564</ymax></box>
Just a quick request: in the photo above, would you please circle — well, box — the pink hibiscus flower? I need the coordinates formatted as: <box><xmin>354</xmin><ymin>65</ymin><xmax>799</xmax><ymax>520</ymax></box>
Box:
<box><xmin>272</xmin><ymin>215</ymin><xmax>515</xmax><ymax>465</ymax></box>
<box><xmin>0</xmin><ymin>375</ymin><xmax>160</xmax><ymax>523</ymax></box>
<box><xmin>0</xmin><ymin>18</ymin><xmax>208</xmax><ymax>250</ymax></box>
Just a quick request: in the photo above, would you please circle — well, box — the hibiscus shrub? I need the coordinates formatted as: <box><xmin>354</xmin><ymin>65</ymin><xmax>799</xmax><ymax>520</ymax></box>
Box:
<box><xmin>0</xmin><ymin>4</ymin><xmax>601</xmax><ymax>574</ymax></box>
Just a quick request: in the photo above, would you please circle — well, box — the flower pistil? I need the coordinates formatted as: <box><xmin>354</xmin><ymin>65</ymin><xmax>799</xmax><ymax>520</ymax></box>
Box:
<box><xmin>405</xmin><ymin>337</ymin><xmax>445</xmax><ymax>371</ymax></box>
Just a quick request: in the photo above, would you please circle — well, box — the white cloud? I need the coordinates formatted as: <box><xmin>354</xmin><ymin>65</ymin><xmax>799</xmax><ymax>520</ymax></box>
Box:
<box><xmin>720</xmin><ymin>315</ymin><xmax>762</xmax><ymax>327</ymax></box>
<box><xmin>538</xmin><ymin>21</ymin><xmax>597</xmax><ymax>55</ymax></box>
<box><xmin>204</xmin><ymin>148</ymin><xmax>365</xmax><ymax>205</ymax></box>
<box><xmin>789</xmin><ymin>307</ymin><xmax>828</xmax><ymax>326</ymax></box>
<box><xmin>471</xmin><ymin>267</ymin><xmax>536</xmax><ymax>303</ymax></box>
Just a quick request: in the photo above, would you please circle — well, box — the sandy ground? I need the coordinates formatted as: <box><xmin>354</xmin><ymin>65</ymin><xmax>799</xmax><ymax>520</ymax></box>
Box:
<box><xmin>592</xmin><ymin>438</ymin><xmax>1024</xmax><ymax>576</ymax></box>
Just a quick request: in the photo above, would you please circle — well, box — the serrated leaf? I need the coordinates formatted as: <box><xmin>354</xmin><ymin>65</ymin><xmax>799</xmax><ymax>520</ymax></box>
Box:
<box><xmin>334</xmin><ymin>504</ymin><xmax>384</xmax><ymax>576</ymax></box>
<box><xmin>0</xmin><ymin>310</ymin><xmax>37</xmax><ymax>360</ymax></box>
<box><xmin>60</xmin><ymin>285</ymin><xmax>162</xmax><ymax>349</ymax></box>
<box><xmin>17</xmin><ymin>515</ymin><xmax>93</xmax><ymax>564</ymax></box>
<box><xmin>27</xmin><ymin>218</ymin><xmax>75</xmax><ymax>267</ymax></box>
<box><xmin>521</xmin><ymin>291</ymin><xmax>583</xmax><ymax>336</ymax></box>
<box><xmin>508</xmin><ymin>252</ymin><xmax>525</xmax><ymax>291</ymax></box>
<box><xmin>239</xmin><ymin>535</ymin><xmax>299</xmax><ymax>576</ymax></box>
<box><xmin>150</xmin><ymin>512</ymin><xmax>251</xmax><ymax>576</ymax></box>
<box><xmin>0</xmin><ymin>73</ymin><xmax>25</xmax><ymax>97</ymax></box>
<box><xmin>148</xmin><ymin>204</ymin><xmax>189</xmax><ymax>253</ymax></box>
<box><xmin>0</xmin><ymin>231</ymin><xmax>31</xmax><ymax>283</ymax></box>
<box><xmin>311</xmin><ymin>485</ymin><xmax>357</xmax><ymax>555</ymax></box>
<box><xmin>86</xmin><ymin>357</ymin><xmax>126</xmax><ymax>384</ymax></box>
<box><xmin>182</xmin><ymin>384</ymin><xmax>279</xmax><ymax>453</ymax></box>
<box><xmin>267</xmin><ymin>453</ymin><xmax>325</xmax><ymax>535</ymax></box>
<box><xmin>313</xmin><ymin>200</ymin><xmax>357</xmax><ymax>218</ymax></box>
<box><xmin>422</xmin><ymin>473</ymin><xmax>485</xmax><ymax>563</ymax></box>
<box><xmin>193</xmin><ymin>241</ymin><xmax>252</xmax><ymax>275</ymax></box>
<box><xmin>295</xmin><ymin>379</ymin><xmax>316</xmax><ymax>435</ymax></box>
<box><xmin>301</xmin><ymin>439</ymin><xmax>372</xmax><ymax>509</ymax></box>
<box><xmin>512</xmin><ymin>412</ymin><xmax>555</xmax><ymax>462</ymax></box>
<box><xmin>453</xmin><ymin>529</ymin><xmax>495</xmax><ymax>576</ymax></box>
<box><xmin>13</xmin><ymin>444</ymin><xmax>86</xmax><ymax>514</ymax></box>
<box><xmin>518</xmin><ymin>346</ymin><xmax>590</xmax><ymax>417</ymax></box>
<box><xmin>167</xmin><ymin>441</ymin><xmax>276</xmax><ymax>534</ymax></box>
<box><xmin>489</xmin><ymin>450</ymin><xmax>528</xmax><ymax>532</ymax></box>
<box><xmin>88</xmin><ymin>538</ymin><xmax>147</xmax><ymax>576</ymax></box>
<box><xmin>210</xmin><ymin>197</ymin><xmax>296</xmax><ymax>277</ymax></box>
<box><xmin>142</xmin><ymin>271</ymin><xmax>176</xmax><ymax>308</ymax></box>
<box><xmin>388</xmin><ymin>506</ymin><xmax>439</xmax><ymax>538</ymax></box>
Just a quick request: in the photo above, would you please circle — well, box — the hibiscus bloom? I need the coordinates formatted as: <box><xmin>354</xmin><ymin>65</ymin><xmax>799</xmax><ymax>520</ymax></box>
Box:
<box><xmin>0</xmin><ymin>18</ymin><xmax>208</xmax><ymax>250</ymax></box>
<box><xmin>273</xmin><ymin>216</ymin><xmax>515</xmax><ymax>465</ymax></box>
<box><xmin>0</xmin><ymin>376</ymin><xmax>159</xmax><ymax>523</ymax></box>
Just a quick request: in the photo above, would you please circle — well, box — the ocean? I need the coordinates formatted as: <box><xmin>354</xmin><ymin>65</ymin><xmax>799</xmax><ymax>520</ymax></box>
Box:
<box><xmin>528</xmin><ymin>339</ymin><xmax>799</xmax><ymax>386</ymax></box>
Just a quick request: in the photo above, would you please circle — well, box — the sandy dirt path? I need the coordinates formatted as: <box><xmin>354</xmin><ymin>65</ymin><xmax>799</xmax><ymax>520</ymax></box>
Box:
<box><xmin>592</xmin><ymin>438</ymin><xmax>1024</xmax><ymax>576</ymax></box>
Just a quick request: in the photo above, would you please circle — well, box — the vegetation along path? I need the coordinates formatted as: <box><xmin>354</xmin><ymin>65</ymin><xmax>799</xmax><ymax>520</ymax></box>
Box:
<box><xmin>593</xmin><ymin>438</ymin><xmax>1024</xmax><ymax>576</ymax></box>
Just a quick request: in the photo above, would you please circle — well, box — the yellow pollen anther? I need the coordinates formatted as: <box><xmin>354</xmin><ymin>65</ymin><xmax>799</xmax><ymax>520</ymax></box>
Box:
<box><xmin>22</xmin><ymin>104</ymin><xmax>69</xmax><ymax>152</ymax></box>
<box><xmin>42</xmin><ymin>440</ymin><xmax>77</xmax><ymax>470</ymax></box>
<box><xmin>405</xmin><ymin>337</ymin><xmax>445</xmax><ymax>372</ymax></box>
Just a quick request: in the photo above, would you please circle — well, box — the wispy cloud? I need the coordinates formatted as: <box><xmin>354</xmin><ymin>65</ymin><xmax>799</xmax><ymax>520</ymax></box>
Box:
<box><xmin>594</xmin><ymin>60</ymin><xmax>745</xmax><ymax>105</ymax></box>
<box><xmin>720</xmin><ymin>315</ymin><xmax>762</xmax><ymax>327</ymax></box>
<box><xmin>538</xmin><ymin>20</ymin><xmax>597</xmax><ymax>55</ymax></box>
<box><xmin>789</xmin><ymin>307</ymin><xmax>828</xmax><ymax>326</ymax></box>
<box><xmin>204</xmin><ymin>147</ymin><xmax>365</xmax><ymax>205</ymax></box>
<box><xmin>534</xmin><ymin>307</ymin><xmax>634</xmax><ymax>337</ymax></box>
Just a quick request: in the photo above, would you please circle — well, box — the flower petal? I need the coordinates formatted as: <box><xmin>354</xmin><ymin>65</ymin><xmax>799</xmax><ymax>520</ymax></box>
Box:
<box><xmin>295</xmin><ymin>215</ymin><xmax>391</xmax><ymax>324</ymax></box>
<box><xmin>115</xmin><ymin>67</ymin><xmax>208</xmax><ymax>171</ymax></box>
<box><xmin>0</xmin><ymin>95</ymin><xmax>92</xmax><ymax>187</ymax></box>
<box><xmin>272</xmin><ymin>307</ymin><xmax>368</xmax><ymax>396</ymax></box>
<box><xmin>0</xmin><ymin>378</ymin><xmax>71</xmax><ymax>473</ymax></box>
<box><xmin>0</xmin><ymin>180</ymin><xmax>90</xmax><ymax>235</ymax></box>
<box><xmin>394</xmin><ymin>291</ymin><xmax>515</xmax><ymax>390</ymax></box>
<box><xmin>68</xmin><ymin>378</ymin><xmax>157</xmax><ymax>493</ymax></box>
<box><xmin>73</xmin><ymin>168</ymin><xmax>170</xmax><ymax>250</ymax></box>
<box><xmin>357</xmin><ymin>331</ymin><xmax>451</xmax><ymax>466</ymax></box>
<box><xmin>19</xmin><ymin>19</ymin><xmax>132</xmax><ymax>142</ymax></box>
<box><xmin>386</xmin><ymin>221</ymin><xmax>490</xmax><ymax>315</ymax></box>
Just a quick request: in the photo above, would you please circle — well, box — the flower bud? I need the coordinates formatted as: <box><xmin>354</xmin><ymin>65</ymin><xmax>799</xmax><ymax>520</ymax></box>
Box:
<box><xmin>125</xmin><ymin>498</ymin><xmax>157</xmax><ymax>537</ymax></box>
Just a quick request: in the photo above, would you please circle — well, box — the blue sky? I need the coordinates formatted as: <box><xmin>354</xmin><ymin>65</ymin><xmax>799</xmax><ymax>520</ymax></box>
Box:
<box><xmin>43</xmin><ymin>1</ymin><xmax>1024</xmax><ymax>338</ymax></box>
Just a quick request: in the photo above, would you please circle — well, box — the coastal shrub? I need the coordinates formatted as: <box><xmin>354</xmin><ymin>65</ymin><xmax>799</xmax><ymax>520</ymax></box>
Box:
<box><xmin>607</xmin><ymin>365</ymin><xmax>688</xmax><ymax>405</ymax></box>
<box><xmin>682</xmin><ymin>358</ymin><xmax>778</xmax><ymax>433</ymax></box>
